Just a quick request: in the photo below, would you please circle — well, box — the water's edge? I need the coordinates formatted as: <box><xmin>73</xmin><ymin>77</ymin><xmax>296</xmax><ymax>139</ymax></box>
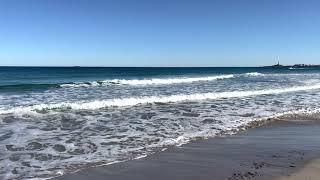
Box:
<box><xmin>51</xmin><ymin>112</ymin><xmax>320</xmax><ymax>180</ymax></box>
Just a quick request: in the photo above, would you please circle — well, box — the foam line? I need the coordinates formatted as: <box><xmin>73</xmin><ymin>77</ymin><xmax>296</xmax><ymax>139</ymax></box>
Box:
<box><xmin>59</xmin><ymin>75</ymin><xmax>235</xmax><ymax>87</ymax></box>
<box><xmin>1</xmin><ymin>84</ymin><xmax>320</xmax><ymax>114</ymax></box>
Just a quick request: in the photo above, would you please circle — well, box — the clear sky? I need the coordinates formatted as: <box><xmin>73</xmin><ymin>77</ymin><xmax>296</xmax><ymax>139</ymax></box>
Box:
<box><xmin>0</xmin><ymin>0</ymin><xmax>319</xmax><ymax>67</ymax></box>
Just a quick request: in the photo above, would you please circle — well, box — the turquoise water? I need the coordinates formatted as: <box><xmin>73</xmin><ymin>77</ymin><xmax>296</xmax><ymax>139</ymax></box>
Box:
<box><xmin>1</xmin><ymin>66</ymin><xmax>320</xmax><ymax>179</ymax></box>
<box><xmin>0</xmin><ymin>66</ymin><xmax>317</xmax><ymax>91</ymax></box>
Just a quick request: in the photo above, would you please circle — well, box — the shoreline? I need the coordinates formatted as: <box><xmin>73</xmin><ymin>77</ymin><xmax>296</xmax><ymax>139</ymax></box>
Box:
<box><xmin>54</xmin><ymin>119</ymin><xmax>320</xmax><ymax>180</ymax></box>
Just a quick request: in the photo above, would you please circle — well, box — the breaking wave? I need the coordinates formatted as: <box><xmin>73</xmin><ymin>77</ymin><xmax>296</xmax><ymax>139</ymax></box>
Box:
<box><xmin>245</xmin><ymin>72</ymin><xmax>264</xmax><ymax>76</ymax></box>
<box><xmin>0</xmin><ymin>73</ymin><xmax>287</xmax><ymax>91</ymax></box>
<box><xmin>0</xmin><ymin>75</ymin><xmax>234</xmax><ymax>91</ymax></box>
<box><xmin>60</xmin><ymin>74</ymin><xmax>234</xmax><ymax>87</ymax></box>
<box><xmin>1</xmin><ymin>84</ymin><xmax>320</xmax><ymax>115</ymax></box>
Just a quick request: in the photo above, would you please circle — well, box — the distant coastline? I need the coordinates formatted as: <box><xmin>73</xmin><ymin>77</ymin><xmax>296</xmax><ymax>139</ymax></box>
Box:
<box><xmin>264</xmin><ymin>63</ymin><xmax>320</xmax><ymax>68</ymax></box>
<box><xmin>0</xmin><ymin>64</ymin><xmax>319</xmax><ymax>68</ymax></box>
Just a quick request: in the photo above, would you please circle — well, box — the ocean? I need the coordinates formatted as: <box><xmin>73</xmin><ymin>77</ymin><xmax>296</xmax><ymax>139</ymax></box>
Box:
<box><xmin>1</xmin><ymin>66</ymin><xmax>320</xmax><ymax>179</ymax></box>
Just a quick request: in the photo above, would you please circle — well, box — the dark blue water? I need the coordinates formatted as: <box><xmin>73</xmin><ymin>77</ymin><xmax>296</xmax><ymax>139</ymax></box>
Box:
<box><xmin>1</xmin><ymin>66</ymin><xmax>320</xmax><ymax>179</ymax></box>
<box><xmin>1</xmin><ymin>66</ymin><xmax>318</xmax><ymax>91</ymax></box>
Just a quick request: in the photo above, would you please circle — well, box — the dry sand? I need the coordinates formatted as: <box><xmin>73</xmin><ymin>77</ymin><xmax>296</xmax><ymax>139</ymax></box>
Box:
<box><xmin>276</xmin><ymin>158</ymin><xmax>320</xmax><ymax>180</ymax></box>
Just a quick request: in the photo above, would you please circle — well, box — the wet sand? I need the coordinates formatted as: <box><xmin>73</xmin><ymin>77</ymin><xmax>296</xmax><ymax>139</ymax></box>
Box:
<box><xmin>55</xmin><ymin>119</ymin><xmax>320</xmax><ymax>180</ymax></box>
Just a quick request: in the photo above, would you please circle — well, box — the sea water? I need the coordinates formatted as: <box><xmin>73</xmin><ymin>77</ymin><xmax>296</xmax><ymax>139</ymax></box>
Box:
<box><xmin>1</xmin><ymin>67</ymin><xmax>320</xmax><ymax>179</ymax></box>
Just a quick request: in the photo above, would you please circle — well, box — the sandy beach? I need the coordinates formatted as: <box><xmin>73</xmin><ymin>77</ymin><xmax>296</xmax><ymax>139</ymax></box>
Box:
<box><xmin>1</xmin><ymin>0</ymin><xmax>320</xmax><ymax>179</ymax></box>
<box><xmin>54</xmin><ymin>119</ymin><xmax>320</xmax><ymax>180</ymax></box>
<box><xmin>276</xmin><ymin>158</ymin><xmax>320</xmax><ymax>180</ymax></box>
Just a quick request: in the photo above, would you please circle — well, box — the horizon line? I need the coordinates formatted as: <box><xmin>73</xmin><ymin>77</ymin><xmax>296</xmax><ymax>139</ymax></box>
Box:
<box><xmin>0</xmin><ymin>65</ymin><xmax>289</xmax><ymax>68</ymax></box>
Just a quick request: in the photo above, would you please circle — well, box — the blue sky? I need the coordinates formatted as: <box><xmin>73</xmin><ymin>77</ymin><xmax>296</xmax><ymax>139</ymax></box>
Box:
<box><xmin>0</xmin><ymin>0</ymin><xmax>319</xmax><ymax>67</ymax></box>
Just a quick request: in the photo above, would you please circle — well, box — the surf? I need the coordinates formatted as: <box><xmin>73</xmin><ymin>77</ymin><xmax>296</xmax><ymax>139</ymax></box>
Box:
<box><xmin>60</xmin><ymin>74</ymin><xmax>235</xmax><ymax>87</ymax></box>
<box><xmin>1</xmin><ymin>84</ymin><xmax>320</xmax><ymax>115</ymax></box>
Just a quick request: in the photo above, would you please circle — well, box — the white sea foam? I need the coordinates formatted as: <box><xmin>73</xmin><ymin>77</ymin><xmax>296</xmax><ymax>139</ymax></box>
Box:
<box><xmin>1</xmin><ymin>84</ymin><xmax>320</xmax><ymax>115</ymax></box>
<box><xmin>3</xmin><ymin>70</ymin><xmax>320</xmax><ymax>180</ymax></box>
<box><xmin>102</xmin><ymin>75</ymin><xmax>234</xmax><ymax>85</ymax></box>
<box><xmin>289</xmin><ymin>67</ymin><xmax>308</xmax><ymax>70</ymax></box>
<box><xmin>245</xmin><ymin>72</ymin><xmax>264</xmax><ymax>76</ymax></box>
<box><xmin>58</xmin><ymin>73</ymin><xmax>313</xmax><ymax>88</ymax></box>
<box><xmin>59</xmin><ymin>74</ymin><xmax>235</xmax><ymax>88</ymax></box>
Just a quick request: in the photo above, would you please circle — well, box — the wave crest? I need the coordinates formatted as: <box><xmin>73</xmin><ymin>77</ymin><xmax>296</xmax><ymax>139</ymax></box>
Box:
<box><xmin>245</xmin><ymin>72</ymin><xmax>264</xmax><ymax>76</ymax></box>
<box><xmin>1</xmin><ymin>84</ymin><xmax>320</xmax><ymax>115</ymax></box>
<box><xmin>103</xmin><ymin>75</ymin><xmax>234</xmax><ymax>85</ymax></box>
<box><xmin>60</xmin><ymin>75</ymin><xmax>234</xmax><ymax>88</ymax></box>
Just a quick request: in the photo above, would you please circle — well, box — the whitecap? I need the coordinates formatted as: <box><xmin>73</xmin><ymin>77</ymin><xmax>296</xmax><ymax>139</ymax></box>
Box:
<box><xmin>244</xmin><ymin>72</ymin><xmax>264</xmax><ymax>76</ymax></box>
<box><xmin>59</xmin><ymin>74</ymin><xmax>235</xmax><ymax>88</ymax></box>
<box><xmin>102</xmin><ymin>75</ymin><xmax>234</xmax><ymax>86</ymax></box>
<box><xmin>1</xmin><ymin>84</ymin><xmax>320</xmax><ymax>115</ymax></box>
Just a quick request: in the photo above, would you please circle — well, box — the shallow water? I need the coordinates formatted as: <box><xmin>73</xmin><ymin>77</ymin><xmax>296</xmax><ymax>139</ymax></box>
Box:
<box><xmin>1</xmin><ymin>67</ymin><xmax>320</xmax><ymax>179</ymax></box>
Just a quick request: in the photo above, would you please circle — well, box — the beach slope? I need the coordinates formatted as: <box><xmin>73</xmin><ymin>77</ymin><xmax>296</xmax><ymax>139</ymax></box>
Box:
<box><xmin>55</xmin><ymin>119</ymin><xmax>320</xmax><ymax>180</ymax></box>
